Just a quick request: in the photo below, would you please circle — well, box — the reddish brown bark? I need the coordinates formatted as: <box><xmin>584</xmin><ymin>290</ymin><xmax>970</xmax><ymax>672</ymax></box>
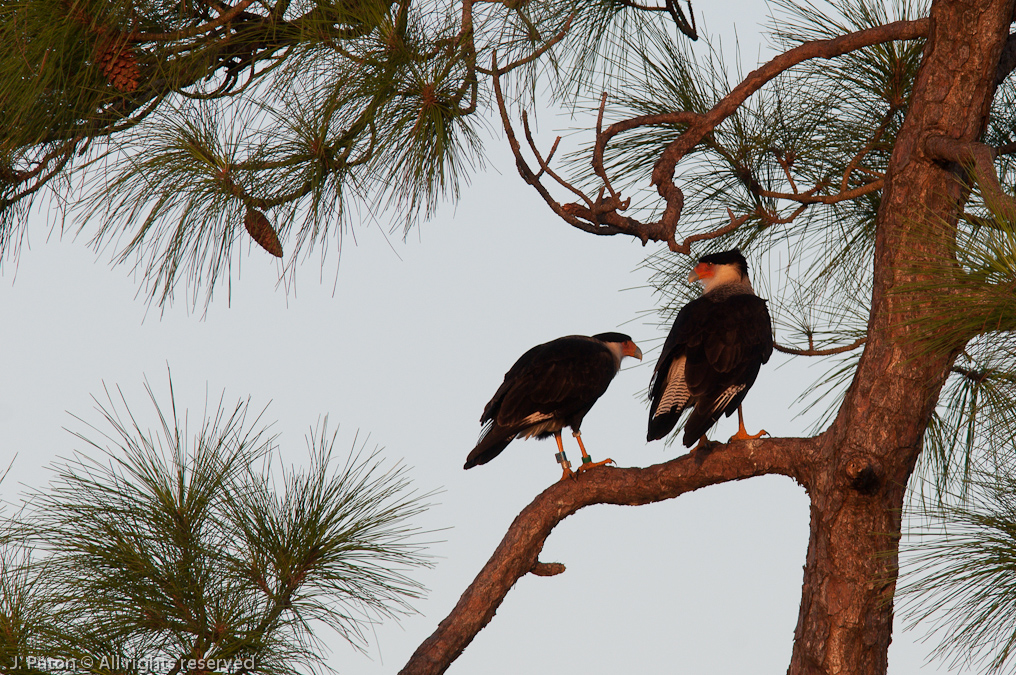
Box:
<box><xmin>789</xmin><ymin>0</ymin><xmax>1015</xmax><ymax>672</ymax></box>
<box><xmin>399</xmin><ymin>437</ymin><xmax>817</xmax><ymax>675</ymax></box>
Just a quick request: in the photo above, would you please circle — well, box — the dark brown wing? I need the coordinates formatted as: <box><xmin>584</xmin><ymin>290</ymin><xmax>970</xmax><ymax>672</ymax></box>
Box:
<box><xmin>465</xmin><ymin>336</ymin><xmax>618</xmax><ymax>468</ymax></box>
<box><xmin>648</xmin><ymin>294</ymin><xmax>772</xmax><ymax>445</ymax></box>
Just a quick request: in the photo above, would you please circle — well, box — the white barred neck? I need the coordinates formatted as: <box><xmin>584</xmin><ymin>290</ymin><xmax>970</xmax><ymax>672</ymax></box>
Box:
<box><xmin>700</xmin><ymin>264</ymin><xmax>755</xmax><ymax>295</ymax></box>
<box><xmin>602</xmin><ymin>341</ymin><xmax>627</xmax><ymax>371</ymax></box>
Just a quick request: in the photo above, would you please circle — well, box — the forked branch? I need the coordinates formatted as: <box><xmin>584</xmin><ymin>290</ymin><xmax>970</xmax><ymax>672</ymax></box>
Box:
<box><xmin>492</xmin><ymin>61</ymin><xmax>741</xmax><ymax>252</ymax></box>
<box><xmin>492</xmin><ymin>19</ymin><xmax>928</xmax><ymax>256</ymax></box>
<box><xmin>398</xmin><ymin>435</ymin><xmax>817</xmax><ymax>675</ymax></box>
<box><xmin>926</xmin><ymin>136</ymin><xmax>1016</xmax><ymax>221</ymax></box>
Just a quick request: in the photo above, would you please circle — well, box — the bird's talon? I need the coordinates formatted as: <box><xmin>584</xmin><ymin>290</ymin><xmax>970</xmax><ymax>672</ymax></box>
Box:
<box><xmin>729</xmin><ymin>428</ymin><xmax>769</xmax><ymax>442</ymax></box>
<box><xmin>576</xmin><ymin>458</ymin><xmax>614</xmax><ymax>473</ymax></box>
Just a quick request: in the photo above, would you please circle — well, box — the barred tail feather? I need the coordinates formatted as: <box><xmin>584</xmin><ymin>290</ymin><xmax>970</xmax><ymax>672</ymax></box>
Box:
<box><xmin>648</xmin><ymin>411</ymin><xmax>682</xmax><ymax>442</ymax></box>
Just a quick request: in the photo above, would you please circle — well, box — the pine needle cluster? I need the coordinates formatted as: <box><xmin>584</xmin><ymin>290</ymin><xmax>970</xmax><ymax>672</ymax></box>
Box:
<box><xmin>0</xmin><ymin>380</ymin><xmax>432</xmax><ymax>675</ymax></box>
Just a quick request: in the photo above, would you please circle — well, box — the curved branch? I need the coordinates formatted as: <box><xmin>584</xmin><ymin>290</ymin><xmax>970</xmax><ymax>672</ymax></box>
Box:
<box><xmin>475</xmin><ymin>15</ymin><xmax>574</xmax><ymax>76</ymax></box>
<box><xmin>398</xmin><ymin>435</ymin><xmax>817</xmax><ymax>675</ymax></box>
<box><xmin>774</xmin><ymin>336</ymin><xmax>867</xmax><ymax>356</ymax></box>
<box><xmin>490</xmin><ymin>53</ymin><xmax>625</xmax><ymax>237</ymax></box>
<box><xmin>651</xmin><ymin>18</ymin><xmax>930</xmax><ymax>189</ymax></box>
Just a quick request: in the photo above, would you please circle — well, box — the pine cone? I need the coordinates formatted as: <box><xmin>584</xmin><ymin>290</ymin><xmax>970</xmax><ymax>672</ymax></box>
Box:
<box><xmin>96</xmin><ymin>39</ymin><xmax>139</xmax><ymax>92</ymax></box>
<box><xmin>243</xmin><ymin>208</ymin><xmax>284</xmax><ymax>258</ymax></box>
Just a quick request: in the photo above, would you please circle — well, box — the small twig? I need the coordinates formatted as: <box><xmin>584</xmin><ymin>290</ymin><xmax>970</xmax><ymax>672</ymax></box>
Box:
<box><xmin>617</xmin><ymin>0</ymin><xmax>670</xmax><ymax>10</ymax></box>
<box><xmin>535</xmin><ymin>137</ymin><xmax>561</xmax><ymax>179</ymax></box>
<box><xmin>530</xmin><ymin>561</ymin><xmax>566</xmax><ymax>577</ymax></box>
<box><xmin>755</xmin><ymin>202</ymin><xmax>809</xmax><ymax>226</ymax></box>
<box><xmin>490</xmin><ymin>52</ymin><xmax>606</xmax><ymax>233</ymax></box>
<box><xmin>593</xmin><ymin>93</ymin><xmax>623</xmax><ymax>205</ymax></box>
<box><xmin>475</xmin><ymin>14</ymin><xmax>574</xmax><ymax>75</ymax></box>
<box><xmin>127</xmin><ymin>0</ymin><xmax>258</xmax><ymax>42</ymax></box>
<box><xmin>521</xmin><ymin>111</ymin><xmax>590</xmax><ymax>206</ymax></box>
<box><xmin>951</xmin><ymin>366</ymin><xmax>991</xmax><ymax>384</ymax></box>
<box><xmin>774</xmin><ymin>336</ymin><xmax>867</xmax><ymax>357</ymax></box>
<box><xmin>841</xmin><ymin>107</ymin><xmax>897</xmax><ymax>191</ymax></box>
<box><xmin>671</xmin><ymin>208</ymin><xmax>748</xmax><ymax>255</ymax></box>
<box><xmin>775</xmin><ymin>151</ymin><xmax>799</xmax><ymax>194</ymax></box>
<box><xmin>759</xmin><ymin>180</ymin><xmax>884</xmax><ymax>205</ymax></box>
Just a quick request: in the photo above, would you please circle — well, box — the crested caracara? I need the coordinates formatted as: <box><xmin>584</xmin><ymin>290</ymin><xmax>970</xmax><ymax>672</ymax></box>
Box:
<box><xmin>647</xmin><ymin>249</ymin><xmax>773</xmax><ymax>447</ymax></box>
<box><xmin>465</xmin><ymin>332</ymin><xmax>642</xmax><ymax>480</ymax></box>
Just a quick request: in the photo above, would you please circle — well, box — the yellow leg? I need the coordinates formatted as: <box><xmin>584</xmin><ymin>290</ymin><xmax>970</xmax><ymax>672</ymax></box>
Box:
<box><xmin>554</xmin><ymin>433</ymin><xmax>574</xmax><ymax>481</ymax></box>
<box><xmin>573</xmin><ymin>431</ymin><xmax>614</xmax><ymax>474</ymax></box>
<box><xmin>728</xmin><ymin>406</ymin><xmax>768</xmax><ymax>442</ymax></box>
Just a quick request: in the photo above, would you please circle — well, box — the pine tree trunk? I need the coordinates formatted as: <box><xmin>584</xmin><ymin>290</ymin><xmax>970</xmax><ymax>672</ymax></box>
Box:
<box><xmin>788</xmin><ymin>0</ymin><xmax>1015</xmax><ymax>671</ymax></box>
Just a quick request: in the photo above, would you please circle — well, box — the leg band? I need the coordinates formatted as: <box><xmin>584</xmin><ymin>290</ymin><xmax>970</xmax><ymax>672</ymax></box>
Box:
<box><xmin>555</xmin><ymin>451</ymin><xmax>569</xmax><ymax>464</ymax></box>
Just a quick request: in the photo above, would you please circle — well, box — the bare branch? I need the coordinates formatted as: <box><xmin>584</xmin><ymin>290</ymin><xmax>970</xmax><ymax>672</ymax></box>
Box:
<box><xmin>398</xmin><ymin>435</ymin><xmax>817</xmax><ymax>675</ymax></box>
<box><xmin>475</xmin><ymin>15</ymin><xmax>574</xmax><ymax>76</ymax></box>
<box><xmin>534</xmin><ymin>136</ymin><xmax>560</xmax><ymax>179</ymax></box>
<box><xmin>775</xmin><ymin>150</ymin><xmax>799</xmax><ymax>194</ymax></box>
<box><xmin>758</xmin><ymin>202</ymin><xmax>808</xmax><ymax>226</ymax></box>
<box><xmin>521</xmin><ymin>111</ymin><xmax>591</xmax><ymax>207</ymax></box>
<box><xmin>495</xmin><ymin>21</ymin><xmax>926</xmax><ymax>253</ymax></box>
<box><xmin>614</xmin><ymin>0</ymin><xmax>697</xmax><ymax>39</ymax></box>
<box><xmin>490</xmin><ymin>52</ymin><xmax>618</xmax><ymax>237</ymax></box>
<box><xmin>127</xmin><ymin>0</ymin><xmax>259</xmax><ymax>42</ymax></box>
<box><xmin>997</xmin><ymin>142</ymin><xmax>1016</xmax><ymax>156</ymax></box>
<box><xmin>775</xmin><ymin>336</ymin><xmax>867</xmax><ymax>356</ymax></box>
<box><xmin>669</xmin><ymin>207</ymin><xmax>748</xmax><ymax>254</ymax></box>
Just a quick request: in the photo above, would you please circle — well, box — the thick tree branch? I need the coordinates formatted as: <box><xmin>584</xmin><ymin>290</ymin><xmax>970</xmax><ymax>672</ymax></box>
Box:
<box><xmin>995</xmin><ymin>31</ymin><xmax>1016</xmax><ymax>87</ymax></box>
<box><xmin>399</xmin><ymin>435</ymin><xmax>818</xmax><ymax>675</ymax></box>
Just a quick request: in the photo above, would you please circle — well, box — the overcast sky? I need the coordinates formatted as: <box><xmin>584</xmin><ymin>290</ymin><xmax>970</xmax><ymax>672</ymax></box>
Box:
<box><xmin>0</xmin><ymin>1</ymin><xmax>972</xmax><ymax>673</ymax></box>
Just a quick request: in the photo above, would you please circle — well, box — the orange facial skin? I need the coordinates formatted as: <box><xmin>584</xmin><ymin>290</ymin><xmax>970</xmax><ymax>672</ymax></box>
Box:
<box><xmin>622</xmin><ymin>341</ymin><xmax>643</xmax><ymax>360</ymax></box>
<box><xmin>688</xmin><ymin>262</ymin><xmax>715</xmax><ymax>283</ymax></box>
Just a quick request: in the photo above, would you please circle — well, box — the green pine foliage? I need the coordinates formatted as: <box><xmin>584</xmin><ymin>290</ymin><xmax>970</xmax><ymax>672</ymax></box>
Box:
<box><xmin>0</xmin><ymin>381</ymin><xmax>432</xmax><ymax>675</ymax></box>
<box><xmin>900</xmin><ymin>470</ymin><xmax>1016</xmax><ymax>674</ymax></box>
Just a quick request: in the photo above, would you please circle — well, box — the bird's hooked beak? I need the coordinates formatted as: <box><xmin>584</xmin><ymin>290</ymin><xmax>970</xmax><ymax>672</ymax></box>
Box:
<box><xmin>624</xmin><ymin>341</ymin><xmax>643</xmax><ymax>361</ymax></box>
<box><xmin>687</xmin><ymin>262</ymin><xmax>712</xmax><ymax>284</ymax></box>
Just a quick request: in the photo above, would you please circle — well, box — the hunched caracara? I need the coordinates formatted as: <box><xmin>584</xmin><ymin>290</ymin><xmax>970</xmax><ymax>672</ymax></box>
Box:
<box><xmin>465</xmin><ymin>332</ymin><xmax>642</xmax><ymax>480</ymax></box>
<box><xmin>647</xmin><ymin>249</ymin><xmax>773</xmax><ymax>447</ymax></box>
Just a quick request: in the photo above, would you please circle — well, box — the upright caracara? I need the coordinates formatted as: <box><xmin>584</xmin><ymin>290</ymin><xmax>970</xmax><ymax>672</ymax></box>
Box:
<box><xmin>647</xmin><ymin>249</ymin><xmax>772</xmax><ymax>447</ymax></box>
<box><xmin>465</xmin><ymin>332</ymin><xmax>642</xmax><ymax>480</ymax></box>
